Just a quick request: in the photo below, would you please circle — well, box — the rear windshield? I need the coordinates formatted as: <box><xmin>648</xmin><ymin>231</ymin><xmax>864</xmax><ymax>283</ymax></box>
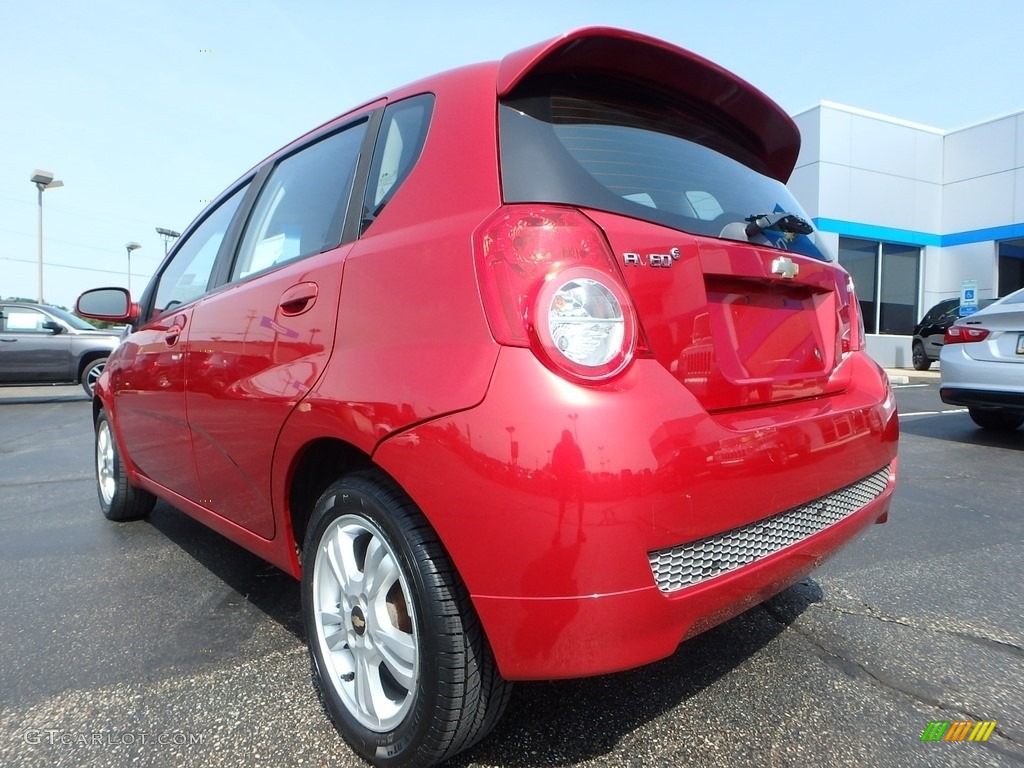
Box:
<box><xmin>499</xmin><ymin>77</ymin><xmax>832</xmax><ymax>261</ymax></box>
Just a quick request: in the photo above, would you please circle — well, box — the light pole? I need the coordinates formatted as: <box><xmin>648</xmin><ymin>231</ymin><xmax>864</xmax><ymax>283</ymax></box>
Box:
<box><xmin>567</xmin><ymin>412</ymin><xmax>579</xmax><ymax>442</ymax></box>
<box><xmin>30</xmin><ymin>169</ymin><xmax>63</xmax><ymax>303</ymax></box>
<box><xmin>125</xmin><ymin>242</ymin><xmax>141</xmax><ymax>294</ymax></box>
<box><xmin>156</xmin><ymin>227</ymin><xmax>180</xmax><ymax>257</ymax></box>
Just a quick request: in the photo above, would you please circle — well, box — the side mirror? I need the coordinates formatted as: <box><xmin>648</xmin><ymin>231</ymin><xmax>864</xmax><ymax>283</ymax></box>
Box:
<box><xmin>42</xmin><ymin>320</ymin><xmax>64</xmax><ymax>334</ymax></box>
<box><xmin>77</xmin><ymin>287</ymin><xmax>138</xmax><ymax>323</ymax></box>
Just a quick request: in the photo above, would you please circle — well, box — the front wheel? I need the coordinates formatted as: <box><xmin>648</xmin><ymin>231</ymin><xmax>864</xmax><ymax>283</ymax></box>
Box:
<box><xmin>911</xmin><ymin>342</ymin><xmax>931</xmax><ymax>371</ymax></box>
<box><xmin>95</xmin><ymin>410</ymin><xmax>156</xmax><ymax>520</ymax></box>
<box><xmin>968</xmin><ymin>407</ymin><xmax>1024</xmax><ymax>431</ymax></box>
<box><xmin>302</xmin><ymin>471</ymin><xmax>511</xmax><ymax>767</ymax></box>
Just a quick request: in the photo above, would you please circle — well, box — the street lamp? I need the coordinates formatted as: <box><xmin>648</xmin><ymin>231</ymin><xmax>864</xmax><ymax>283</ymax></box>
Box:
<box><xmin>155</xmin><ymin>227</ymin><xmax>180</xmax><ymax>257</ymax></box>
<box><xmin>125</xmin><ymin>242</ymin><xmax>141</xmax><ymax>294</ymax></box>
<box><xmin>30</xmin><ymin>169</ymin><xmax>64</xmax><ymax>303</ymax></box>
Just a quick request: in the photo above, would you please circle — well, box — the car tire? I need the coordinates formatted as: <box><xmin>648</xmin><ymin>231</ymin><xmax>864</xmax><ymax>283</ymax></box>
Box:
<box><xmin>81</xmin><ymin>357</ymin><xmax>107</xmax><ymax>397</ymax></box>
<box><xmin>301</xmin><ymin>470</ymin><xmax>511</xmax><ymax>768</ymax></box>
<box><xmin>911</xmin><ymin>342</ymin><xmax>931</xmax><ymax>371</ymax></box>
<box><xmin>95</xmin><ymin>410</ymin><xmax>156</xmax><ymax>521</ymax></box>
<box><xmin>968</xmin><ymin>407</ymin><xmax>1024</xmax><ymax>431</ymax></box>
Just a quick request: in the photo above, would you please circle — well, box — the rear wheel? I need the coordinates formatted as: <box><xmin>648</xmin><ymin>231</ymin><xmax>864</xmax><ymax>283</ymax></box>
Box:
<box><xmin>95</xmin><ymin>410</ymin><xmax>156</xmax><ymax>520</ymax></box>
<box><xmin>968</xmin><ymin>407</ymin><xmax>1024</xmax><ymax>431</ymax></box>
<box><xmin>302</xmin><ymin>471</ymin><xmax>511</xmax><ymax>767</ymax></box>
<box><xmin>911</xmin><ymin>342</ymin><xmax>931</xmax><ymax>371</ymax></box>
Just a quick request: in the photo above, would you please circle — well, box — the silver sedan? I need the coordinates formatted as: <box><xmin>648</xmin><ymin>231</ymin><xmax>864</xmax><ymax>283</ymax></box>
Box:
<box><xmin>940</xmin><ymin>286</ymin><xmax>1024</xmax><ymax>431</ymax></box>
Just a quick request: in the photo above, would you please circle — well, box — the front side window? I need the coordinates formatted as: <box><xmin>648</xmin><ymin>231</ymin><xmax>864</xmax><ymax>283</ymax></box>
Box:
<box><xmin>153</xmin><ymin>185</ymin><xmax>248</xmax><ymax>314</ymax></box>
<box><xmin>500</xmin><ymin>75</ymin><xmax>832</xmax><ymax>261</ymax></box>
<box><xmin>231</xmin><ymin>120</ymin><xmax>367</xmax><ymax>281</ymax></box>
<box><xmin>43</xmin><ymin>305</ymin><xmax>96</xmax><ymax>331</ymax></box>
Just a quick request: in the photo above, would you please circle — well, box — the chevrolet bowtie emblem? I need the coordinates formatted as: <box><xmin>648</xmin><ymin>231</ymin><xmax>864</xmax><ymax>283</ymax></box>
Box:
<box><xmin>771</xmin><ymin>256</ymin><xmax>799</xmax><ymax>279</ymax></box>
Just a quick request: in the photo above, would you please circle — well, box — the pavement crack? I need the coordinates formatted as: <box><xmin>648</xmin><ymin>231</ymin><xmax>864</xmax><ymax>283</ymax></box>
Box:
<box><xmin>820</xmin><ymin>587</ymin><xmax>1023</xmax><ymax>659</ymax></box>
<box><xmin>761</xmin><ymin>600</ymin><xmax>1023</xmax><ymax>756</ymax></box>
<box><xmin>0</xmin><ymin>475</ymin><xmax>93</xmax><ymax>489</ymax></box>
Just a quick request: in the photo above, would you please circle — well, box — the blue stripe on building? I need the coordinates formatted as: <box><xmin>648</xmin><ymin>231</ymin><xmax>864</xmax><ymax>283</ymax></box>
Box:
<box><xmin>814</xmin><ymin>218</ymin><xmax>1024</xmax><ymax>248</ymax></box>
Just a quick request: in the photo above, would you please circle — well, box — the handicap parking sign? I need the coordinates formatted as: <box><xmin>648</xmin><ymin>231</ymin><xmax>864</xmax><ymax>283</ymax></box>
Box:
<box><xmin>960</xmin><ymin>280</ymin><xmax>979</xmax><ymax>316</ymax></box>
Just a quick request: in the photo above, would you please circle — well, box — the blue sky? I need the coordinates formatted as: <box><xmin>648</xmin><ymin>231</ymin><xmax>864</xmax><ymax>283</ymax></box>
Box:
<box><xmin>3</xmin><ymin>0</ymin><xmax>1022</xmax><ymax>309</ymax></box>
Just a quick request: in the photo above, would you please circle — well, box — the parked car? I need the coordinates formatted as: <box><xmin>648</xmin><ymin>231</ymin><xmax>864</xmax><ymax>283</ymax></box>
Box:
<box><xmin>0</xmin><ymin>301</ymin><xmax>120</xmax><ymax>396</ymax></box>
<box><xmin>912</xmin><ymin>296</ymin><xmax>999</xmax><ymax>371</ymax></box>
<box><xmin>76</xmin><ymin>27</ymin><xmax>899</xmax><ymax>768</ymax></box>
<box><xmin>940</xmin><ymin>287</ymin><xmax>1024</xmax><ymax>430</ymax></box>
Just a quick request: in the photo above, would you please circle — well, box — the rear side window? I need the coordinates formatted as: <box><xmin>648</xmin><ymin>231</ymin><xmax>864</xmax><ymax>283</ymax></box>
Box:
<box><xmin>360</xmin><ymin>94</ymin><xmax>434</xmax><ymax>234</ymax></box>
<box><xmin>231</xmin><ymin>119</ymin><xmax>368</xmax><ymax>280</ymax></box>
<box><xmin>1</xmin><ymin>306</ymin><xmax>49</xmax><ymax>332</ymax></box>
<box><xmin>1002</xmin><ymin>290</ymin><xmax>1024</xmax><ymax>305</ymax></box>
<box><xmin>500</xmin><ymin>76</ymin><xmax>831</xmax><ymax>261</ymax></box>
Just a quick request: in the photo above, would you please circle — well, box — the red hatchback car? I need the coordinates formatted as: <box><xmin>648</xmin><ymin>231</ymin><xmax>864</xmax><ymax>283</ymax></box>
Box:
<box><xmin>78</xmin><ymin>27</ymin><xmax>898</xmax><ymax>767</ymax></box>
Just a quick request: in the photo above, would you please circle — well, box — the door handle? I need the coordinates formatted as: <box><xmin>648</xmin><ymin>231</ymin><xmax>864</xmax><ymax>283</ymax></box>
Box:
<box><xmin>279</xmin><ymin>282</ymin><xmax>318</xmax><ymax>316</ymax></box>
<box><xmin>164</xmin><ymin>326</ymin><xmax>182</xmax><ymax>346</ymax></box>
<box><xmin>0</xmin><ymin>338</ymin><xmax>16</xmax><ymax>343</ymax></box>
<box><xmin>164</xmin><ymin>313</ymin><xmax>188</xmax><ymax>346</ymax></box>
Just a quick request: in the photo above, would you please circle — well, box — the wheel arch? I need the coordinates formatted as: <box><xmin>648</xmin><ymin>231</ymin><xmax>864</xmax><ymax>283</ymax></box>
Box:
<box><xmin>77</xmin><ymin>350</ymin><xmax>109</xmax><ymax>382</ymax></box>
<box><xmin>284</xmin><ymin>437</ymin><xmax>376</xmax><ymax>570</ymax></box>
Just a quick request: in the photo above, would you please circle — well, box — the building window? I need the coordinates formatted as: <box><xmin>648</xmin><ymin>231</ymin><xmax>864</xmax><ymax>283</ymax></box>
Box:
<box><xmin>998</xmin><ymin>239</ymin><xmax>1024</xmax><ymax>296</ymax></box>
<box><xmin>838</xmin><ymin>237</ymin><xmax>920</xmax><ymax>335</ymax></box>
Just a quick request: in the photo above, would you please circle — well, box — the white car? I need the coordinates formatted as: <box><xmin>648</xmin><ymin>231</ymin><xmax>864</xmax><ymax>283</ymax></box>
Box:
<box><xmin>940</xmin><ymin>286</ymin><xmax>1024</xmax><ymax>431</ymax></box>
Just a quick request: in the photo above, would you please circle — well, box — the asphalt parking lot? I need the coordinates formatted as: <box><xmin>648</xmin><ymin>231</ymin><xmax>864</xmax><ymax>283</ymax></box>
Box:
<box><xmin>0</xmin><ymin>381</ymin><xmax>1021</xmax><ymax>768</ymax></box>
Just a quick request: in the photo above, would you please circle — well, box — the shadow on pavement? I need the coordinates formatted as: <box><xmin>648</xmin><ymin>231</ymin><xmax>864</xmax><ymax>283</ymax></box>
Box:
<box><xmin>899</xmin><ymin>411</ymin><xmax>1024</xmax><ymax>451</ymax></box>
<box><xmin>144</xmin><ymin>501</ymin><xmax>304</xmax><ymax>641</ymax></box>
<box><xmin>455</xmin><ymin>580</ymin><xmax>824</xmax><ymax>767</ymax></box>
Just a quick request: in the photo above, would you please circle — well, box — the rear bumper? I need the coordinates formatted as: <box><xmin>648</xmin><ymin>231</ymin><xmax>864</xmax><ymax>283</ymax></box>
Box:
<box><xmin>940</xmin><ymin>345</ymin><xmax>1024</xmax><ymax>413</ymax></box>
<box><xmin>939</xmin><ymin>387</ymin><xmax>1024</xmax><ymax>413</ymax></box>
<box><xmin>475</xmin><ymin>466</ymin><xmax>893</xmax><ymax>679</ymax></box>
<box><xmin>374</xmin><ymin>348</ymin><xmax>899</xmax><ymax>679</ymax></box>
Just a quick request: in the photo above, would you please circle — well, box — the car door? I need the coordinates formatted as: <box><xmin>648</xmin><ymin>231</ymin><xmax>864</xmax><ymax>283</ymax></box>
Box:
<box><xmin>110</xmin><ymin>184</ymin><xmax>250</xmax><ymax>500</ymax></box>
<box><xmin>183</xmin><ymin>116</ymin><xmax>373</xmax><ymax>539</ymax></box>
<box><xmin>0</xmin><ymin>305</ymin><xmax>73</xmax><ymax>383</ymax></box>
<box><xmin>922</xmin><ymin>300</ymin><xmax>958</xmax><ymax>358</ymax></box>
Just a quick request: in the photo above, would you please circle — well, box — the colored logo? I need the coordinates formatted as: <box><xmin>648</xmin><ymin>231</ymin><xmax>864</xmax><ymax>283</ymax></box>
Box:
<box><xmin>921</xmin><ymin>720</ymin><xmax>997</xmax><ymax>742</ymax></box>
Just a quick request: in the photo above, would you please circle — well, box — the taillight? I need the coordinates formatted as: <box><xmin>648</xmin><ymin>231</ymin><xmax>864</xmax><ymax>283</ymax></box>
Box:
<box><xmin>838</xmin><ymin>276</ymin><xmax>863</xmax><ymax>354</ymax></box>
<box><xmin>944</xmin><ymin>325</ymin><xmax>990</xmax><ymax>344</ymax></box>
<box><xmin>474</xmin><ymin>206</ymin><xmax>639</xmax><ymax>382</ymax></box>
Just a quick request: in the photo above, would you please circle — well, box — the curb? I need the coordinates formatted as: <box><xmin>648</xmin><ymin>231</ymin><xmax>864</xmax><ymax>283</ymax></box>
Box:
<box><xmin>0</xmin><ymin>385</ymin><xmax>90</xmax><ymax>405</ymax></box>
<box><xmin>884</xmin><ymin>368</ymin><xmax>941</xmax><ymax>386</ymax></box>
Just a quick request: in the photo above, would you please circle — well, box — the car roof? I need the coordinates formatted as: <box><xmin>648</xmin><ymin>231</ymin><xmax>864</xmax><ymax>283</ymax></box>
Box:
<box><xmin>199</xmin><ymin>26</ymin><xmax>803</xmax><ymax>224</ymax></box>
<box><xmin>494</xmin><ymin>27</ymin><xmax>800</xmax><ymax>181</ymax></box>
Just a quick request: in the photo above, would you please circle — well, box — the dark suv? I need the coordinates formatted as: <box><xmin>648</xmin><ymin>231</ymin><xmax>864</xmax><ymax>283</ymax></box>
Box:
<box><xmin>912</xmin><ymin>297</ymin><xmax>999</xmax><ymax>370</ymax></box>
<box><xmin>0</xmin><ymin>302</ymin><xmax>120</xmax><ymax>395</ymax></box>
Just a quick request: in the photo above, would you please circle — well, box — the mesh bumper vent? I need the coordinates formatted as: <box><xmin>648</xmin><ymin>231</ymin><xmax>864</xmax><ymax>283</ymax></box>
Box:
<box><xmin>648</xmin><ymin>465</ymin><xmax>891</xmax><ymax>593</ymax></box>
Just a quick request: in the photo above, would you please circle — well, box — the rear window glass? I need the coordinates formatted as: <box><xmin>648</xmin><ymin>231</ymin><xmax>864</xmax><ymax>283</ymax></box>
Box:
<box><xmin>500</xmin><ymin>77</ymin><xmax>832</xmax><ymax>261</ymax></box>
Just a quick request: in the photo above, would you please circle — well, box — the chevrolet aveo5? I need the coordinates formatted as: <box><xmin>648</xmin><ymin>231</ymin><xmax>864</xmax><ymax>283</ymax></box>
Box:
<box><xmin>77</xmin><ymin>27</ymin><xmax>899</xmax><ymax>767</ymax></box>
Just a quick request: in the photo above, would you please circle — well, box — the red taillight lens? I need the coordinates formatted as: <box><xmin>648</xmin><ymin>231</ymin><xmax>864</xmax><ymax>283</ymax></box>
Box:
<box><xmin>474</xmin><ymin>206</ymin><xmax>639</xmax><ymax>382</ymax></box>
<box><xmin>838</xmin><ymin>276</ymin><xmax>863</xmax><ymax>355</ymax></box>
<box><xmin>944</xmin><ymin>325</ymin><xmax>990</xmax><ymax>344</ymax></box>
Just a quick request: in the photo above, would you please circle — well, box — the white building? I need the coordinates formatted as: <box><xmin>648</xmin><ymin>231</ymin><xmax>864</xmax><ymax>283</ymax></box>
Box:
<box><xmin>789</xmin><ymin>102</ymin><xmax>1024</xmax><ymax>367</ymax></box>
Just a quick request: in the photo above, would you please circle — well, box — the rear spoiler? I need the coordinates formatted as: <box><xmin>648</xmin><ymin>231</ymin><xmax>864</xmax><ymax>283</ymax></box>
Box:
<box><xmin>496</xmin><ymin>27</ymin><xmax>800</xmax><ymax>182</ymax></box>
